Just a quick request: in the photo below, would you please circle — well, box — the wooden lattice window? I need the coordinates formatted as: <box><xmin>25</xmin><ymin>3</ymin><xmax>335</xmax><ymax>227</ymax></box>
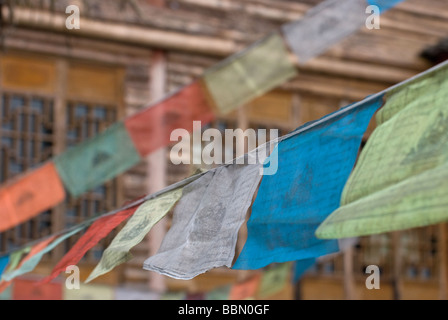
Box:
<box><xmin>0</xmin><ymin>92</ymin><xmax>55</xmax><ymax>252</ymax></box>
<box><xmin>0</xmin><ymin>55</ymin><xmax>125</xmax><ymax>264</ymax></box>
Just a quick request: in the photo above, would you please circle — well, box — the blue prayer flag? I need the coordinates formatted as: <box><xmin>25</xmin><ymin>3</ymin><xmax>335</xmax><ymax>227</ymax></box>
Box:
<box><xmin>0</xmin><ymin>256</ymin><xmax>9</xmax><ymax>278</ymax></box>
<box><xmin>293</xmin><ymin>258</ymin><xmax>316</xmax><ymax>283</ymax></box>
<box><xmin>232</xmin><ymin>94</ymin><xmax>385</xmax><ymax>270</ymax></box>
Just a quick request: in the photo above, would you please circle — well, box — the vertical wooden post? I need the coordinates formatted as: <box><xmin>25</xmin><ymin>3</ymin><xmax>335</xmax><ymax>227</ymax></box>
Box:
<box><xmin>52</xmin><ymin>59</ymin><xmax>68</xmax><ymax>261</ymax></box>
<box><xmin>291</xmin><ymin>93</ymin><xmax>302</xmax><ymax>129</ymax></box>
<box><xmin>392</xmin><ymin>231</ymin><xmax>403</xmax><ymax>300</ymax></box>
<box><xmin>343</xmin><ymin>245</ymin><xmax>356</xmax><ymax>300</ymax></box>
<box><xmin>439</xmin><ymin>223</ymin><xmax>447</xmax><ymax>300</ymax></box>
<box><xmin>146</xmin><ymin>50</ymin><xmax>167</xmax><ymax>293</ymax></box>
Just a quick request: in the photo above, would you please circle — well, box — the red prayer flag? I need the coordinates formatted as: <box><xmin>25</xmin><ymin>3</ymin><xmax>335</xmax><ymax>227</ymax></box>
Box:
<box><xmin>125</xmin><ymin>81</ymin><xmax>215</xmax><ymax>157</ymax></box>
<box><xmin>0</xmin><ymin>162</ymin><xmax>66</xmax><ymax>232</ymax></box>
<box><xmin>13</xmin><ymin>278</ymin><xmax>62</xmax><ymax>300</ymax></box>
<box><xmin>229</xmin><ymin>274</ymin><xmax>261</xmax><ymax>300</ymax></box>
<box><xmin>39</xmin><ymin>204</ymin><xmax>140</xmax><ymax>285</ymax></box>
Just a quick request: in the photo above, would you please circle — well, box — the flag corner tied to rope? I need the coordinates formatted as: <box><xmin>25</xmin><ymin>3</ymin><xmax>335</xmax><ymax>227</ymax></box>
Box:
<box><xmin>85</xmin><ymin>188</ymin><xmax>184</xmax><ymax>283</ymax></box>
<box><xmin>54</xmin><ymin>122</ymin><xmax>141</xmax><ymax>198</ymax></box>
<box><xmin>203</xmin><ymin>32</ymin><xmax>298</xmax><ymax>115</ymax></box>
<box><xmin>0</xmin><ymin>161</ymin><xmax>66</xmax><ymax>233</ymax></box>
<box><xmin>316</xmin><ymin>62</ymin><xmax>448</xmax><ymax>239</ymax></box>
<box><xmin>143</xmin><ymin>161</ymin><xmax>264</xmax><ymax>280</ymax></box>
<box><xmin>233</xmin><ymin>93</ymin><xmax>385</xmax><ymax>270</ymax></box>
<box><xmin>124</xmin><ymin>81</ymin><xmax>215</xmax><ymax>157</ymax></box>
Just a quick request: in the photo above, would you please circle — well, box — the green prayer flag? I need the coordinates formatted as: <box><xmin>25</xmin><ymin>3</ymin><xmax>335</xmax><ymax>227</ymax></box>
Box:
<box><xmin>316</xmin><ymin>64</ymin><xmax>448</xmax><ymax>238</ymax></box>
<box><xmin>85</xmin><ymin>188</ymin><xmax>183</xmax><ymax>283</ymax></box>
<box><xmin>206</xmin><ymin>285</ymin><xmax>231</xmax><ymax>300</ymax></box>
<box><xmin>54</xmin><ymin>122</ymin><xmax>141</xmax><ymax>197</ymax></box>
<box><xmin>2</xmin><ymin>247</ymin><xmax>30</xmax><ymax>276</ymax></box>
<box><xmin>203</xmin><ymin>32</ymin><xmax>298</xmax><ymax>115</ymax></box>
<box><xmin>257</xmin><ymin>263</ymin><xmax>291</xmax><ymax>298</ymax></box>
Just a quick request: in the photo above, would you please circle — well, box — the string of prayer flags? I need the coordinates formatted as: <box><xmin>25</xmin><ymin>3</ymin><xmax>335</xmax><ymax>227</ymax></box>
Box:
<box><xmin>233</xmin><ymin>94</ymin><xmax>385</xmax><ymax>270</ymax></box>
<box><xmin>1</xmin><ymin>236</ymin><xmax>57</xmax><ymax>282</ymax></box>
<box><xmin>12</xmin><ymin>278</ymin><xmax>63</xmax><ymax>300</ymax></box>
<box><xmin>282</xmin><ymin>0</ymin><xmax>367</xmax><ymax>65</ymax></box>
<box><xmin>0</xmin><ymin>162</ymin><xmax>66</xmax><ymax>232</ymax></box>
<box><xmin>2</xmin><ymin>226</ymin><xmax>85</xmax><ymax>282</ymax></box>
<box><xmin>257</xmin><ymin>263</ymin><xmax>291</xmax><ymax>298</ymax></box>
<box><xmin>316</xmin><ymin>64</ymin><xmax>448</xmax><ymax>238</ymax></box>
<box><xmin>202</xmin><ymin>32</ymin><xmax>298</xmax><ymax>115</ymax></box>
<box><xmin>125</xmin><ymin>81</ymin><xmax>215</xmax><ymax>157</ymax></box>
<box><xmin>367</xmin><ymin>0</ymin><xmax>406</xmax><ymax>13</ymax></box>
<box><xmin>229</xmin><ymin>274</ymin><xmax>262</xmax><ymax>300</ymax></box>
<box><xmin>40</xmin><ymin>204</ymin><xmax>140</xmax><ymax>285</ymax></box>
<box><xmin>143</xmin><ymin>162</ymin><xmax>264</xmax><ymax>280</ymax></box>
<box><xmin>0</xmin><ymin>248</ymin><xmax>30</xmax><ymax>294</ymax></box>
<box><xmin>54</xmin><ymin>122</ymin><xmax>141</xmax><ymax>197</ymax></box>
<box><xmin>2</xmin><ymin>247</ymin><xmax>31</xmax><ymax>277</ymax></box>
<box><xmin>85</xmin><ymin>188</ymin><xmax>183</xmax><ymax>283</ymax></box>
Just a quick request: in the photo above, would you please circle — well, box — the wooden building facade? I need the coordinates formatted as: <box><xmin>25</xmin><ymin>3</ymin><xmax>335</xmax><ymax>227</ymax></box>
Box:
<box><xmin>0</xmin><ymin>0</ymin><xmax>447</xmax><ymax>299</ymax></box>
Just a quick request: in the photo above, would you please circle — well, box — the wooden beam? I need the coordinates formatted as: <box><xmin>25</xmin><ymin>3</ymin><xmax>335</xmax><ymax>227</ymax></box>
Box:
<box><xmin>6</xmin><ymin>7</ymin><xmax>240</xmax><ymax>57</ymax></box>
<box><xmin>300</xmin><ymin>57</ymin><xmax>418</xmax><ymax>84</ymax></box>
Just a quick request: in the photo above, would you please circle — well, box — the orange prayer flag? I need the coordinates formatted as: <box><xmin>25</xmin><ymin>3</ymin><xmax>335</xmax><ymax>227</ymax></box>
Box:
<box><xmin>0</xmin><ymin>162</ymin><xmax>66</xmax><ymax>232</ymax></box>
<box><xmin>39</xmin><ymin>203</ymin><xmax>141</xmax><ymax>285</ymax></box>
<box><xmin>125</xmin><ymin>81</ymin><xmax>215</xmax><ymax>157</ymax></box>
<box><xmin>12</xmin><ymin>278</ymin><xmax>62</xmax><ymax>300</ymax></box>
<box><xmin>229</xmin><ymin>274</ymin><xmax>262</xmax><ymax>300</ymax></box>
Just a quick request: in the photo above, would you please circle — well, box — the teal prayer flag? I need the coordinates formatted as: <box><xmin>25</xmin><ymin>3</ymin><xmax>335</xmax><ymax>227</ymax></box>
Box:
<box><xmin>54</xmin><ymin>122</ymin><xmax>141</xmax><ymax>197</ymax></box>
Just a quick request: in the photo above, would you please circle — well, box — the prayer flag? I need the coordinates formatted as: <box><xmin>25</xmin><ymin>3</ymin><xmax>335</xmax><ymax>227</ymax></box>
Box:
<box><xmin>64</xmin><ymin>283</ymin><xmax>114</xmax><ymax>300</ymax></box>
<box><xmin>125</xmin><ymin>81</ymin><xmax>215</xmax><ymax>157</ymax></box>
<box><xmin>229</xmin><ymin>274</ymin><xmax>261</xmax><ymax>300</ymax></box>
<box><xmin>316</xmin><ymin>65</ymin><xmax>448</xmax><ymax>238</ymax></box>
<box><xmin>2</xmin><ymin>226</ymin><xmax>85</xmax><ymax>281</ymax></box>
<box><xmin>54</xmin><ymin>122</ymin><xmax>141</xmax><ymax>197</ymax></box>
<box><xmin>143</xmin><ymin>163</ymin><xmax>263</xmax><ymax>280</ymax></box>
<box><xmin>257</xmin><ymin>263</ymin><xmax>291</xmax><ymax>298</ymax></box>
<box><xmin>282</xmin><ymin>0</ymin><xmax>367</xmax><ymax>64</ymax></box>
<box><xmin>85</xmin><ymin>188</ymin><xmax>183</xmax><ymax>283</ymax></box>
<box><xmin>203</xmin><ymin>32</ymin><xmax>298</xmax><ymax>114</ymax></box>
<box><xmin>233</xmin><ymin>94</ymin><xmax>384</xmax><ymax>269</ymax></box>
<box><xmin>0</xmin><ymin>162</ymin><xmax>65</xmax><ymax>232</ymax></box>
<box><xmin>12</xmin><ymin>278</ymin><xmax>62</xmax><ymax>300</ymax></box>
<box><xmin>40</xmin><ymin>204</ymin><xmax>139</xmax><ymax>285</ymax></box>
